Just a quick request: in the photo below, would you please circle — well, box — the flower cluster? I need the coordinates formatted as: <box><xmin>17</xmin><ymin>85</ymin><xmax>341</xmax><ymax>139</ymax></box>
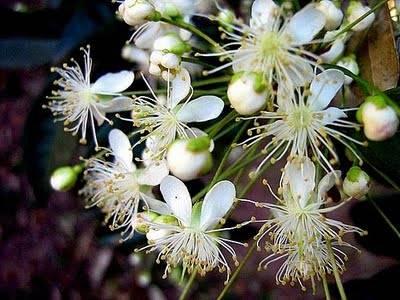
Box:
<box><xmin>46</xmin><ymin>0</ymin><xmax>400</xmax><ymax>298</ymax></box>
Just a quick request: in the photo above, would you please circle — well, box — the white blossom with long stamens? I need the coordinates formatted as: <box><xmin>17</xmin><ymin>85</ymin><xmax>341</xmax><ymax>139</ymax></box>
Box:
<box><xmin>201</xmin><ymin>0</ymin><xmax>328</xmax><ymax>89</ymax></box>
<box><xmin>80</xmin><ymin>129</ymin><xmax>168</xmax><ymax>240</ymax></box>
<box><xmin>119</xmin><ymin>69</ymin><xmax>224</xmax><ymax>160</ymax></box>
<box><xmin>136</xmin><ymin>176</ymin><xmax>251</xmax><ymax>283</ymax></box>
<box><xmin>44</xmin><ymin>47</ymin><xmax>134</xmax><ymax>147</ymax></box>
<box><xmin>250</xmin><ymin>157</ymin><xmax>366</xmax><ymax>290</ymax></box>
<box><xmin>237</xmin><ymin>69</ymin><xmax>364</xmax><ymax>174</ymax></box>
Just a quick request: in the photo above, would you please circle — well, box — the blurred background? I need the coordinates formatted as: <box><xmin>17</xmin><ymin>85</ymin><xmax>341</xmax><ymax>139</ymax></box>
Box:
<box><xmin>1</xmin><ymin>0</ymin><xmax>400</xmax><ymax>299</ymax></box>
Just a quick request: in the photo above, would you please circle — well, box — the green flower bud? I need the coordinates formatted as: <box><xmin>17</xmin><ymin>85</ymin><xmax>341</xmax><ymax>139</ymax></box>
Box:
<box><xmin>343</xmin><ymin>166</ymin><xmax>370</xmax><ymax>199</ymax></box>
<box><xmin>50</xmin><ymin>165</ymin><xmax>82</xmax><ymax>192</ymax></box>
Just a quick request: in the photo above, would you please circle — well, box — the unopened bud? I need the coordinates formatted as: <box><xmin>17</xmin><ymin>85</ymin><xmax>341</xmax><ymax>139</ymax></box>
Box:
<box><xmin>346</xmin><ymin>1</ymin><xmax>375</xmax><ymax>32</ymax></box>
<box><xmin>316</xmin><ymin>0</ymin><xmax>343</xmax><ymax>30</ymax></box>
<box><xmin>343</xmin><ymin>166</ymin><xmax>370</xmax><ymax>199</ymax></box>
<box><xmin>227</xmin><ymin>72</ymin><xmax>268</xmax><ymax>115</ymax></box>
<box><xmin>336</xmin><ymin>55</ymin><xmax>359</xmax><ymax>84</ymax></box>
<box><xmin>358</xmin><ymin>96</ymin><xmax>399</xmax><ymax>141</ymax></box>
<box><xmin>167</xmin><ymin>138</ymin><xmax>213</xmax><ymax>181</ymax></box>
<box><xmin>153</xmin><ymin>33</ymin><xmax>190</xmax><ymax>56</ymax></box>
<box><xmin>50</xmin><ymin>165</ymin><xmax>82</xmax><ymax>192</ymax></box>
<box><xmin>118</xmin><ymin>0</ymin><xmax>155</xmax><ymax>26</ymax></box>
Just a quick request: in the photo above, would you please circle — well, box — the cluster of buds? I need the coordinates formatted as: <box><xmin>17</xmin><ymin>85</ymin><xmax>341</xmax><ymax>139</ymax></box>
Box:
<box><xmin>149</xmin><ymin>33</ymin><xmax>191</xmax><ymax>80</ymax></box>
<box><xmin>357</xmin><ymin>95</ymin><xmax>399</xmax><ymax>141</ymax></box>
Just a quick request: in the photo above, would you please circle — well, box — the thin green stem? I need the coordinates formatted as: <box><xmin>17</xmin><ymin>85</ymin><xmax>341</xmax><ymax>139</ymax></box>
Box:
<box><xmin>322</xmin><ymin>275</ymin><xmax>332</xmax><ymax>300</ymax></box>
<box><xmin>217</xmin><ymin>241</ymin><xmax>257</xmax><ymax>300</ymax></box>
<box><xmin>181</xmin><ymin>56</ymin><xmax>216</xmax><ymax>69</ymax></box>
<box><xmin>367</xmin><ymin>195</ymin><xmax>400</xmax><ymax>239</ymax></box>
<box><xmin>210</xmin><ymin>122</ymin><xmax>249</xmax><ymax>188</ymax></box>
<box><xmin>159</xmin><ymin>17</ymin><xmax>222</xmax><ymax>51</ymax></box>
<box><xmin>179</xmin><ymin>271</ymin><xmax>197</xmax><ymax>300</ymax></box>
<box><xmin>192</xmin><ymin>75</ymin><xmax>231</xmax><ymax>88</ymax></box>
<box><xmin>327</xmin><ymin>240</ymin><xmax>347</xmax><ymax>300</ymax></box>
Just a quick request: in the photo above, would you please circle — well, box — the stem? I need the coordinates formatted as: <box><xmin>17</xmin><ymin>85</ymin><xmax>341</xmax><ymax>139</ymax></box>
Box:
<box><xmin>322</xmin><ymin>275</ymin><xmax>332</xmax><ymax>300</ymax></box>
<box><xmin>210</xmin><ymin>121</ymin><xmax>249</xmax><ymax>188</ymax></box>
<box><xmin>206</xmin><ymin>111</ymin><xmax>238</xmax><ymax>138</ymax></box>
<box><xmin>179</xmin><ymin>271</ymin><xmax>197</xmax><ymax>300</ymax></box>
<box><xmin>217</xmin><ymin>242</ymin><xmax>257</xmax><ymax>300</ymax></box>
<box><xmin>327</xmin><ymin>240</ymin><xmax>347</xmax><ymax>300</ymax></box>
<box><xmin>159</xmin><ymin>17</ymin><xmax>222</xmax><ymax>51</ymax></box>
<box><xmin>181</xmin><ymin>56</ymin><xmax>216</xmax><ymax>69</ymax></box>
<box><xmin>367</xmin><ymin>195</ymin><xmax>400</xmax><ymax>239</ymax></box>
<box><xmin>192</xmin><ymin>75</ymin><xmax>231</xmax><ymax>88</ymax></box>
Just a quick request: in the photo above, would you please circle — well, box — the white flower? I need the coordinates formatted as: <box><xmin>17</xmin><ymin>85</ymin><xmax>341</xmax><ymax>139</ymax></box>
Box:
<box><xmin>204</xmin><ymin>0</ymin><xmax>328</xmax><ymax>89</ymax></box>
<box><xmin>136</xmin><ymin>175</ymin><xmax>250</xmax><ymax>282</ymax></box>
<box><xmin>166</xmin><ymin>136</ymin><xmax>213</xmax><ymax>181</ymax></box>
<box><xmin>346</xmin><ymin>1</ymin><xmax>375</xmax><ymax>32</ymax></box>
<box><xmin>227</xmin><ymin>72</ymin><xmax>268</xmax><ymax>115</ymax></box>
<box><xmin>316</xmin><ymin>0</ymin><xmax>343</xmax><ymax>31</ymax></box>
<box><xmin>80</xmin><ymin>129</ymin><xmax>168</xmax><ymax>239</ymax></box>
<box><xmin>119</xmin><ymin>69</ymin><xmax>224</xmax><ymax>160</ymax></box>
<box><xmin>343</xmin><ymin>166</ymin><xmax>370</xmax><ymax>199</ymax></box>
<box><xmin>238</xmin><ymin>69</ymin><xmax>364</xmax><ymax>173</ymax></box>
<box><xmin>254</xmin><ymin>157</ymin><xmax>365</xmax><ymax>289</ymax></box>
<box><xmin>44</xmin><ymin>47</ymin><xmax>134</xmax><ymax>147</ymax></box>
<box><xmin>358</xmin><ymin>96</ymin><xmax>399</xmax><ymax>141</ymax></box>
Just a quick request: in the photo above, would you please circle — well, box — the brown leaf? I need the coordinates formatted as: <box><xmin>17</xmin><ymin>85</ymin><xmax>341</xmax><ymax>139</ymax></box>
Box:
<box><xmin>357</xmin><ymin>4</ymin><xmax>400</xmax><ymax>90</ymax></box>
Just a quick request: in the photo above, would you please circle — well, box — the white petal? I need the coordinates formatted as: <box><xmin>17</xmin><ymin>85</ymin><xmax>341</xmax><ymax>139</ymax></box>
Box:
<box><xmin>92</xmin><ymin>105</ymin><xmax>106</xmax><ymax>126</ymax></box>
<box><xmin>250</xmin><ymin>0</ymin><xmax>278</xmax><ymax>29</ymax></box>
<box><xmin>320</xmin><ymin>39</ymin><xmax>345</xmax><ymax>63</ymax></box>
<box><xmin>283</xmin><ymin>158</ymin><xmax>315</xmax><ymax>208</ymax></box>
<box><xmin>317</xmin><ymin>171</ymin><xmax>341</xmax><ymax>202</ymax></box>
<box><xmin>321</xmin><ymin>107</ymin><xmax>347</xmax><ymax>124</ymax></box>
<box><xmin>102</xmin><ymin>96</ymin><xmax>133</xmax><ymax>113</ymax></box>
<box><xmin>308</xmin><ymin>69</ymin><xmax>345</xmax><ymax>111</ymax></box>
<box><xmin>285</xmin><ymin>57</ymin><xmax>314</xmax><ymax>86</ymax></box>
<box><xmin>142</xmin><ymin>194</ymin><xmax>172</xmax><ymax>215</ymax></box>
<box><xmin>170</xmin><ymin>68</ymin><xmax>191</xmax><ymax>109</ymax></box>
<box><xmin>137</xmin><ymin>160</ymin><xmax>169</xmax><ymax>186</ymax></box>
<box><xmin>200</xmin><ymin>181</ymin><xmax>235</xmax><ymax>230</ymax></box>
<box><xmin>91</xmin><ymin>71</ymin><xmax>134</xmax><ymax>94</ymax></box>
<box><xmin>160</xmin><ymin>175</ymin><xmax>192</xmax><ymax>226</ymax></box>
<box><xmin>135</xmin><ymin>22</ymin><xmax>163</xmax><ymax>49</ymax></box>
<box><xmin>285</xmin><ymin>5</ymin><xmax>325</xmax><ymax>45</ymax></box>
<box><xmin>176</xmin><ymin>96</ymin><xmax>224</xmax><ymax>123</ymax></box>
<box><xmin>108</xmin><ymin>129</ymin><xmax>133</xmax><ymax>169</ymax></box>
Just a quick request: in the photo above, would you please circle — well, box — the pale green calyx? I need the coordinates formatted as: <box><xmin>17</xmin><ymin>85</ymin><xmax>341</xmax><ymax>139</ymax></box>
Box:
<box><xmin>190</xmin><ymin>201</ymin><xmax>203</xmax><ymax>228</ymax></box>
<box><xmin>154</xmin><ymin>214</ymin><xmax>179</xmax><ymax>226</ymax></box>
<box><xmin>186</xmin><ymin>136</ymin><xmax>211</xmax><ymax>153</ymax></box>
<box><xmin>154</xmin><ymin>33</ymin><xmax>191</xmax><ymax>56</ymax></box>
<box><xmin>135</xmin><ymin>211</ymin><xmax>160</xmax><ymax>234</ymax></box>
<box><xmin>346</xmin><ymin>166</ymin><xmax>369</xmax><ymax>183</ymax></box>
<box><xmin>50</xmin><ymin>165</ymin><xmax>82</xmax><ymax>192</ymax></box>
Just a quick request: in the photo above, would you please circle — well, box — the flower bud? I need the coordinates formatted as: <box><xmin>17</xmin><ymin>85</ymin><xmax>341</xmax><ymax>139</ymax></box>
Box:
<box><xmin>316</xmin><ymin>0</ymin><xmax>343</xmax><ymax>30</ymax></box>
<box><xmin>146</xmin><ymin>215</ymin><xmax>178</xmax><ymax>241</ymax></box>
<box><xmin>50</xmin><ymin>165</ymin><xmax>82</xmax><ymax>192</ymax></box>
<box><xmin>161</xmin><ymin>53</ymin><xmax>180</xmax><ymax>69</ymax></box>
<box><xmin>227</xmin><ymin>72</ymin><xmax>268</xmax><ymax>115</ymax></box>
<box><xmin>133</xmin><ymin>211</ymin><xmax>159</xmax><ymax>234</ymax></box>
<box><xmin>166</xmin><ymin>137</ymin><xmax>213</xmax><ymax>181</ymax></box>
<box><xmin>336</xmin><ymin>55</ymin><xmax>359</xmax><ymax>84</ymax></box>
<box><xmin>149</xmin><ymin>63</ymin><xmax>162</xmax><ymax>76</ymax></box>
<box><xmin>217</xmin><ymin>9</ymin><xmax>235</xmax><ymax>30</ymax></box>
<box><xmin>358</xmin><ymin>96</ymin><xmax>399</xmax><ymax>141</ymax></box>
<box><xmin>343</xmin><ymin>166</ymin><xmax>370</xmax><ymax>199</ymax></box>
<box><xmin>153</xmin><ymin>33</ymin><xmax>190</xmax><ymax>56</ymax></box>
<box><xmin>118</xmin><ymin>0</ymin><xmax>155</xmax><ymax>27</ymax></box>
<box><xmin>346</xmin><ymin>1</ymin><xmax>375</xmax><ymax>32</ymax></box>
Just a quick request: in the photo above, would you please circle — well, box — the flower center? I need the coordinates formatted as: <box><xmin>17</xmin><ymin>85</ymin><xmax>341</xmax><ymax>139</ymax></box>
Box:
<box><xmin>79</xmin><ymin>88</ymin><xmax>96</xmax><ymax>104</ymax></box>
<box><xmin>287</xmin><ymin>107</ymin><xmax>314</xmax><ymax>130</ymax></box>
<box><xmin>260</xmin><ymin>31</ymin><xmax>282</xmax><ymax>58</ymax></box>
